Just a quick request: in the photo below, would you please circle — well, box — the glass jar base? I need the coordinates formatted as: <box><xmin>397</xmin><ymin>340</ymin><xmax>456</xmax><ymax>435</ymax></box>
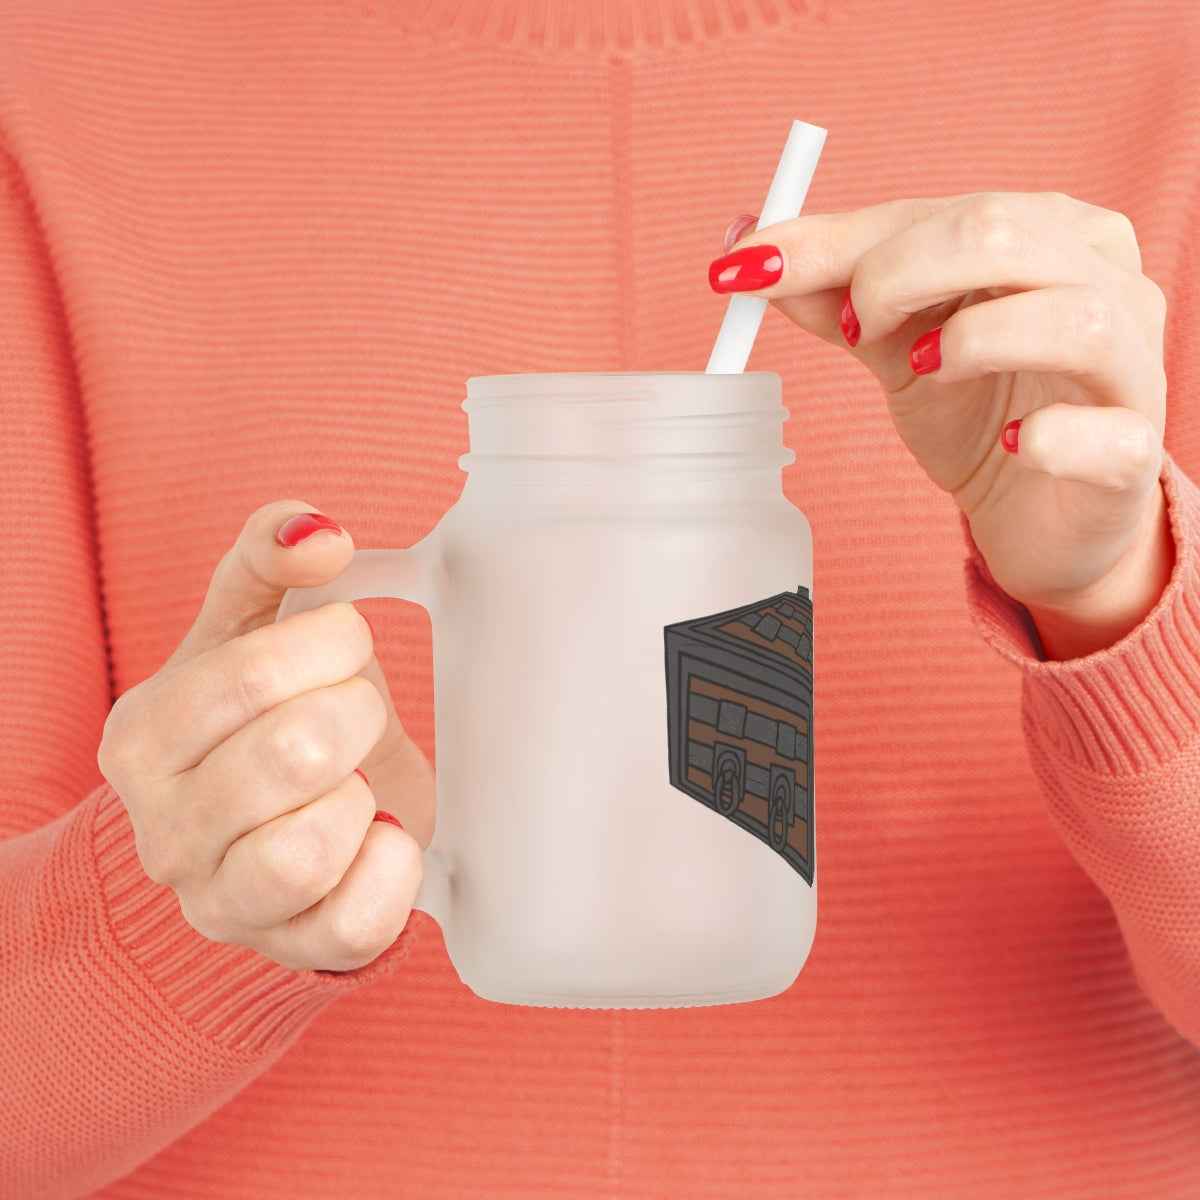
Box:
<box><xmin>461</xmin><ymin>968</ymin><xmax>807</xmax><ymax>1009</ymax></box>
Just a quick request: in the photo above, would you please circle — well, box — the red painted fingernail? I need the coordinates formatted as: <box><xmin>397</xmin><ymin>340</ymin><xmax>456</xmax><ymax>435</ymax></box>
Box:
<box><xmin>839</xmin><ymin>289</ymin><xmax>860</xmax><ymax>347</ymax></box>
<box><xmin>722</xmin><ymin>213</ymin><xmax>759</xmax><ymax>253</ymax></box>
<box><xmin>910</xmin><ymin>327</ymin><xmax>942</xmax><ymax>375</ymax></box>
<box><xmin>354</xmin><ymin>768</ymin><xmax>370</xmax><ymax>787</ymax></box>
<box><xmin>1002</xmin><ymin>419</ymin><xmax>1022</xmax><ymax>453</ymax></box>
<box><xmin>708</xmin><ymin>244</ymin><xmax>784</xmax><ymax>293</ymax></box>
<box><xmin>275</xmin><ymin>512</ymin><xmax>343</xmax><ymax>548</ymax></box>
<box><xmin>372</xmin><ymin>810</ymin><xmax>404</xmax><ymax>830</ymax></box>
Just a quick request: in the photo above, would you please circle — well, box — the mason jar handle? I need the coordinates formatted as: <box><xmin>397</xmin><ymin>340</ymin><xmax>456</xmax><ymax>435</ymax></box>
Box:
<box><xmin>275</xmin><ymin>543</ymin><xmax>452</xmax><ymax>929</ymax></box>
<box><xmin>276</xmin><ymin>546</ymin><xmax>434</xmax><ymax>617</ymax></box>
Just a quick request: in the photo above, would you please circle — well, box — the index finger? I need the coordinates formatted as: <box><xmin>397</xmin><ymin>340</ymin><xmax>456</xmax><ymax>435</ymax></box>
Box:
<box><xmin>729</xmin><ymin>191</ymin><xmax>1143</xmax><ymax>298</ymax></box>
<box><xmin>133</xmin><ymin>601</ymin><xmax>374</xmax><ymax>777</ymax></box>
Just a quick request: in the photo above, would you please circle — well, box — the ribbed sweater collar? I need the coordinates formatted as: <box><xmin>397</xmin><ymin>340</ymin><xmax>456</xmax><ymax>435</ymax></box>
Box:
<box><xmin>367</xmin><ymin>0</ymin><xmax>825</xmax><ymax>52</ymax></box>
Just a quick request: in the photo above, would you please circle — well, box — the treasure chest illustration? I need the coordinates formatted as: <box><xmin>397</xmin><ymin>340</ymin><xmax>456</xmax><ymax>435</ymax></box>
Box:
<box><xmin>664</xmin><ymin>588</ymin><xmax>813</xmax><ymax>883</ymax></box>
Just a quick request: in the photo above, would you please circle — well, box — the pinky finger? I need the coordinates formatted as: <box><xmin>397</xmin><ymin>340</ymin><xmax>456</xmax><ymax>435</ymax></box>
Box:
<box><xmin>1004</xmin><ymin>402</ymin><xmax>1161</xmax><ymax>493</ymax></box>
<box><xmin>268</xmin><ymin>814</ymin><xmax>423</xmax><ymax>973</ymax></box>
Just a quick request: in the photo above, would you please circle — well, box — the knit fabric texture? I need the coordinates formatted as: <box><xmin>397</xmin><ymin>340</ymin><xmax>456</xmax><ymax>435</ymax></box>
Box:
<box><xmin>1</xmin><ymin>1</ymin><xmax>1199</xmax><ymax>1196</ymax></box>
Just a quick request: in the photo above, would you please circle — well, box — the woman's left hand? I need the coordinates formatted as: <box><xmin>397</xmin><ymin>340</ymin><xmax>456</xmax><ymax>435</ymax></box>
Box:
<box><xmin>711</xmin><ymin>192</ymin><xmax>1172</xmax><ymax>659</ymax></box>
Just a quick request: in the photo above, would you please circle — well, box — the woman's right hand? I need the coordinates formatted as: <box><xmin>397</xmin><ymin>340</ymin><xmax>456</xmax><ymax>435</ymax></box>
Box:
<box><xmin>98</xmin><ymin>501</ymin><xmax>434</xmax><ymax>972</ymax></box>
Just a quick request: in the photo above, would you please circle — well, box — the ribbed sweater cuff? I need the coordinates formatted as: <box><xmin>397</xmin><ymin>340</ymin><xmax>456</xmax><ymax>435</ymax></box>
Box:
<box><xmin>965</xmin><ymin>456</ymin><xmax>1200</xmax><ymax>775</ymax></box>
<box><xmin>91</xmin><ymin>784</ymin><xmax>418</xmax><ymax>1058</ymax></box>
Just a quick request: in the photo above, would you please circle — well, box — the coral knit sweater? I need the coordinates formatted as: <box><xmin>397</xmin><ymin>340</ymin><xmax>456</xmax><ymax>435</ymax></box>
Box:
<box><xmin>2</xmin><ymin>1</ymin><xmax>1200</xmax><ymax>1197</ymax></box>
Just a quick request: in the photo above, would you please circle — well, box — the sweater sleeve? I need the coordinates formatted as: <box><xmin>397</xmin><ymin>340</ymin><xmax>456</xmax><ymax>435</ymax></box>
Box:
<box><xmin>0</xmin><ymin>150</ymin><xmax>416</xmax><ymax>1198</ymax></box>
<box><xmin>966</xmin><ymin>457</ymin><xmax>1200</xmax><ymax>1048</ymax></box>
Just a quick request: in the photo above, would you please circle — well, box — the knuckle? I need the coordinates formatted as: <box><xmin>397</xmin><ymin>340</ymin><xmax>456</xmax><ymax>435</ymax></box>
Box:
<box><xmin>232</xmin><ymin>645</ymin><xmax>288</xmax><ymax>716</ymax></box>
<box><xmin>1149</xmin><ymin>365</ymin><xmax>1169</xmax><ymax>413</ymax></box>
<box><xmin>1062</xmin><ymin>286</ymin><xmax>1118</xmax><ymax>348</ymax></box>
<box><xmin>289</xmin><ymin>605</ymin><xmax>371</xmax><ymax>680</ymax></box>
<box><xmin>331</xmin><ymin>602</ymin><xmax>375</xmax><ymax>666</ymax></box>
<box><xmin>1116</xmin><ymin>414</ymin><xmax>1160</xmax><ymax>474</ymax></box>
<box><xmin>346</xmin><ymin>673</ymin><xmax>388</xmax><ymax>734</ymax></box>
<box><xmin>396</xmin><ymin>835</ymin><xmax>425</xmax><ymax>893</ymax></box>
<box><xmin>1141</xmin><ymin>276</ymin><xmax>1168</xmax><ymax>324</ymax></box>
<box><xmin>1031</xmin><ymin>190</ymin><xmax>1077</xmax><ymax>226</ymax></box>
<box><xmin>1085</xmin><ymin>414</ymin><xmax>1160</xmax><ymax>492</ymax></box>
<box><xmin>134</xmin><ymin>825</ymin><xmax>186</xmax><ymax>887</ymax></box>
<box><xmin>905</xmin><ymin>195</ymin><xmax>946</xmax><ymax>226</ymax></box>
<box><xmin>1094</xmin><ymin>458</ymin><xmax>1145</xmax><ymax>494</ymax></box>
<box><xmin>258</xmin><ymin>814</ymin><xmax>341</xmax><ymax>899</ymax></box>
<box><xmin>255</xmin><ymin>675</ymin><xmax>382</xmax><ymax>795</ymax></box>
<box><xmin>1081</xmin><ymin>203</ymin><xmax>1143</xmax><ymax>272</ymax></box>
<box><xmin>948</xmin><ymin>314</ymin><xmax>989</xmax><ymax>371</ymax></box>
<box><xmin>789</xmin><ymin>222</ymin><xmax>840</xmax><ymax>280</ymax></box>
<box><xmin>962</xmin><ymin>194</ymin><xmax>1030</xmax><ymax>262</ymax></box>
<box><xmin>97</xmin><ymin>688</ymin><xmax>149</xmax><ymax>782</ymax></box>
<box><xmin>176</xmin><ymin>889</ymin><xmax>233</xmax><ymax>945</ymax></box>
<box><xmin>847</xmin><ymin>256</ymin><xmax>894</xmax><ymax>323</ymax></box>
<box><xmin>1100</xmin><ymin>208</ymin><xmax>1138</xmax><ymax>252</ymax></box>
<box><xmin>325</xmin><ymin>902</ymin><xmax>393</xmax><ymax>967</ymax></box>
<box><xmin>261</xmin><ymin>710</ymin><xmax>337</xmax><ymax>790</ymax></box>
<box><xmin>95</xmin><ymin>725</ymin><xmax>125</xmax><ymax>785</ymax></box>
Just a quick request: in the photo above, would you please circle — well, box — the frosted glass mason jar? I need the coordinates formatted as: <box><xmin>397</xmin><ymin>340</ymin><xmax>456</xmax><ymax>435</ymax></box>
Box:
<box><xmin>279</xmin><ymin>372</ymin><xmax>815</xmax><ymax>1008</ymax></box>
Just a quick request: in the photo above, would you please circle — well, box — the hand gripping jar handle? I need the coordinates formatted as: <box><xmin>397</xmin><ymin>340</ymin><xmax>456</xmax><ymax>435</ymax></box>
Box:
<box><xmin>275</xmin><ymin>544</ymin><xmax>453</xmax><ymax>929</ymax></box>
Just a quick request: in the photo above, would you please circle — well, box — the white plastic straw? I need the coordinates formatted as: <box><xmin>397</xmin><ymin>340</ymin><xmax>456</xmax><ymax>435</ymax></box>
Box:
<box><xmin>705</xmin><ymin>120</ymin><xmax>827</xmax><ymax>374</ymax></box>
